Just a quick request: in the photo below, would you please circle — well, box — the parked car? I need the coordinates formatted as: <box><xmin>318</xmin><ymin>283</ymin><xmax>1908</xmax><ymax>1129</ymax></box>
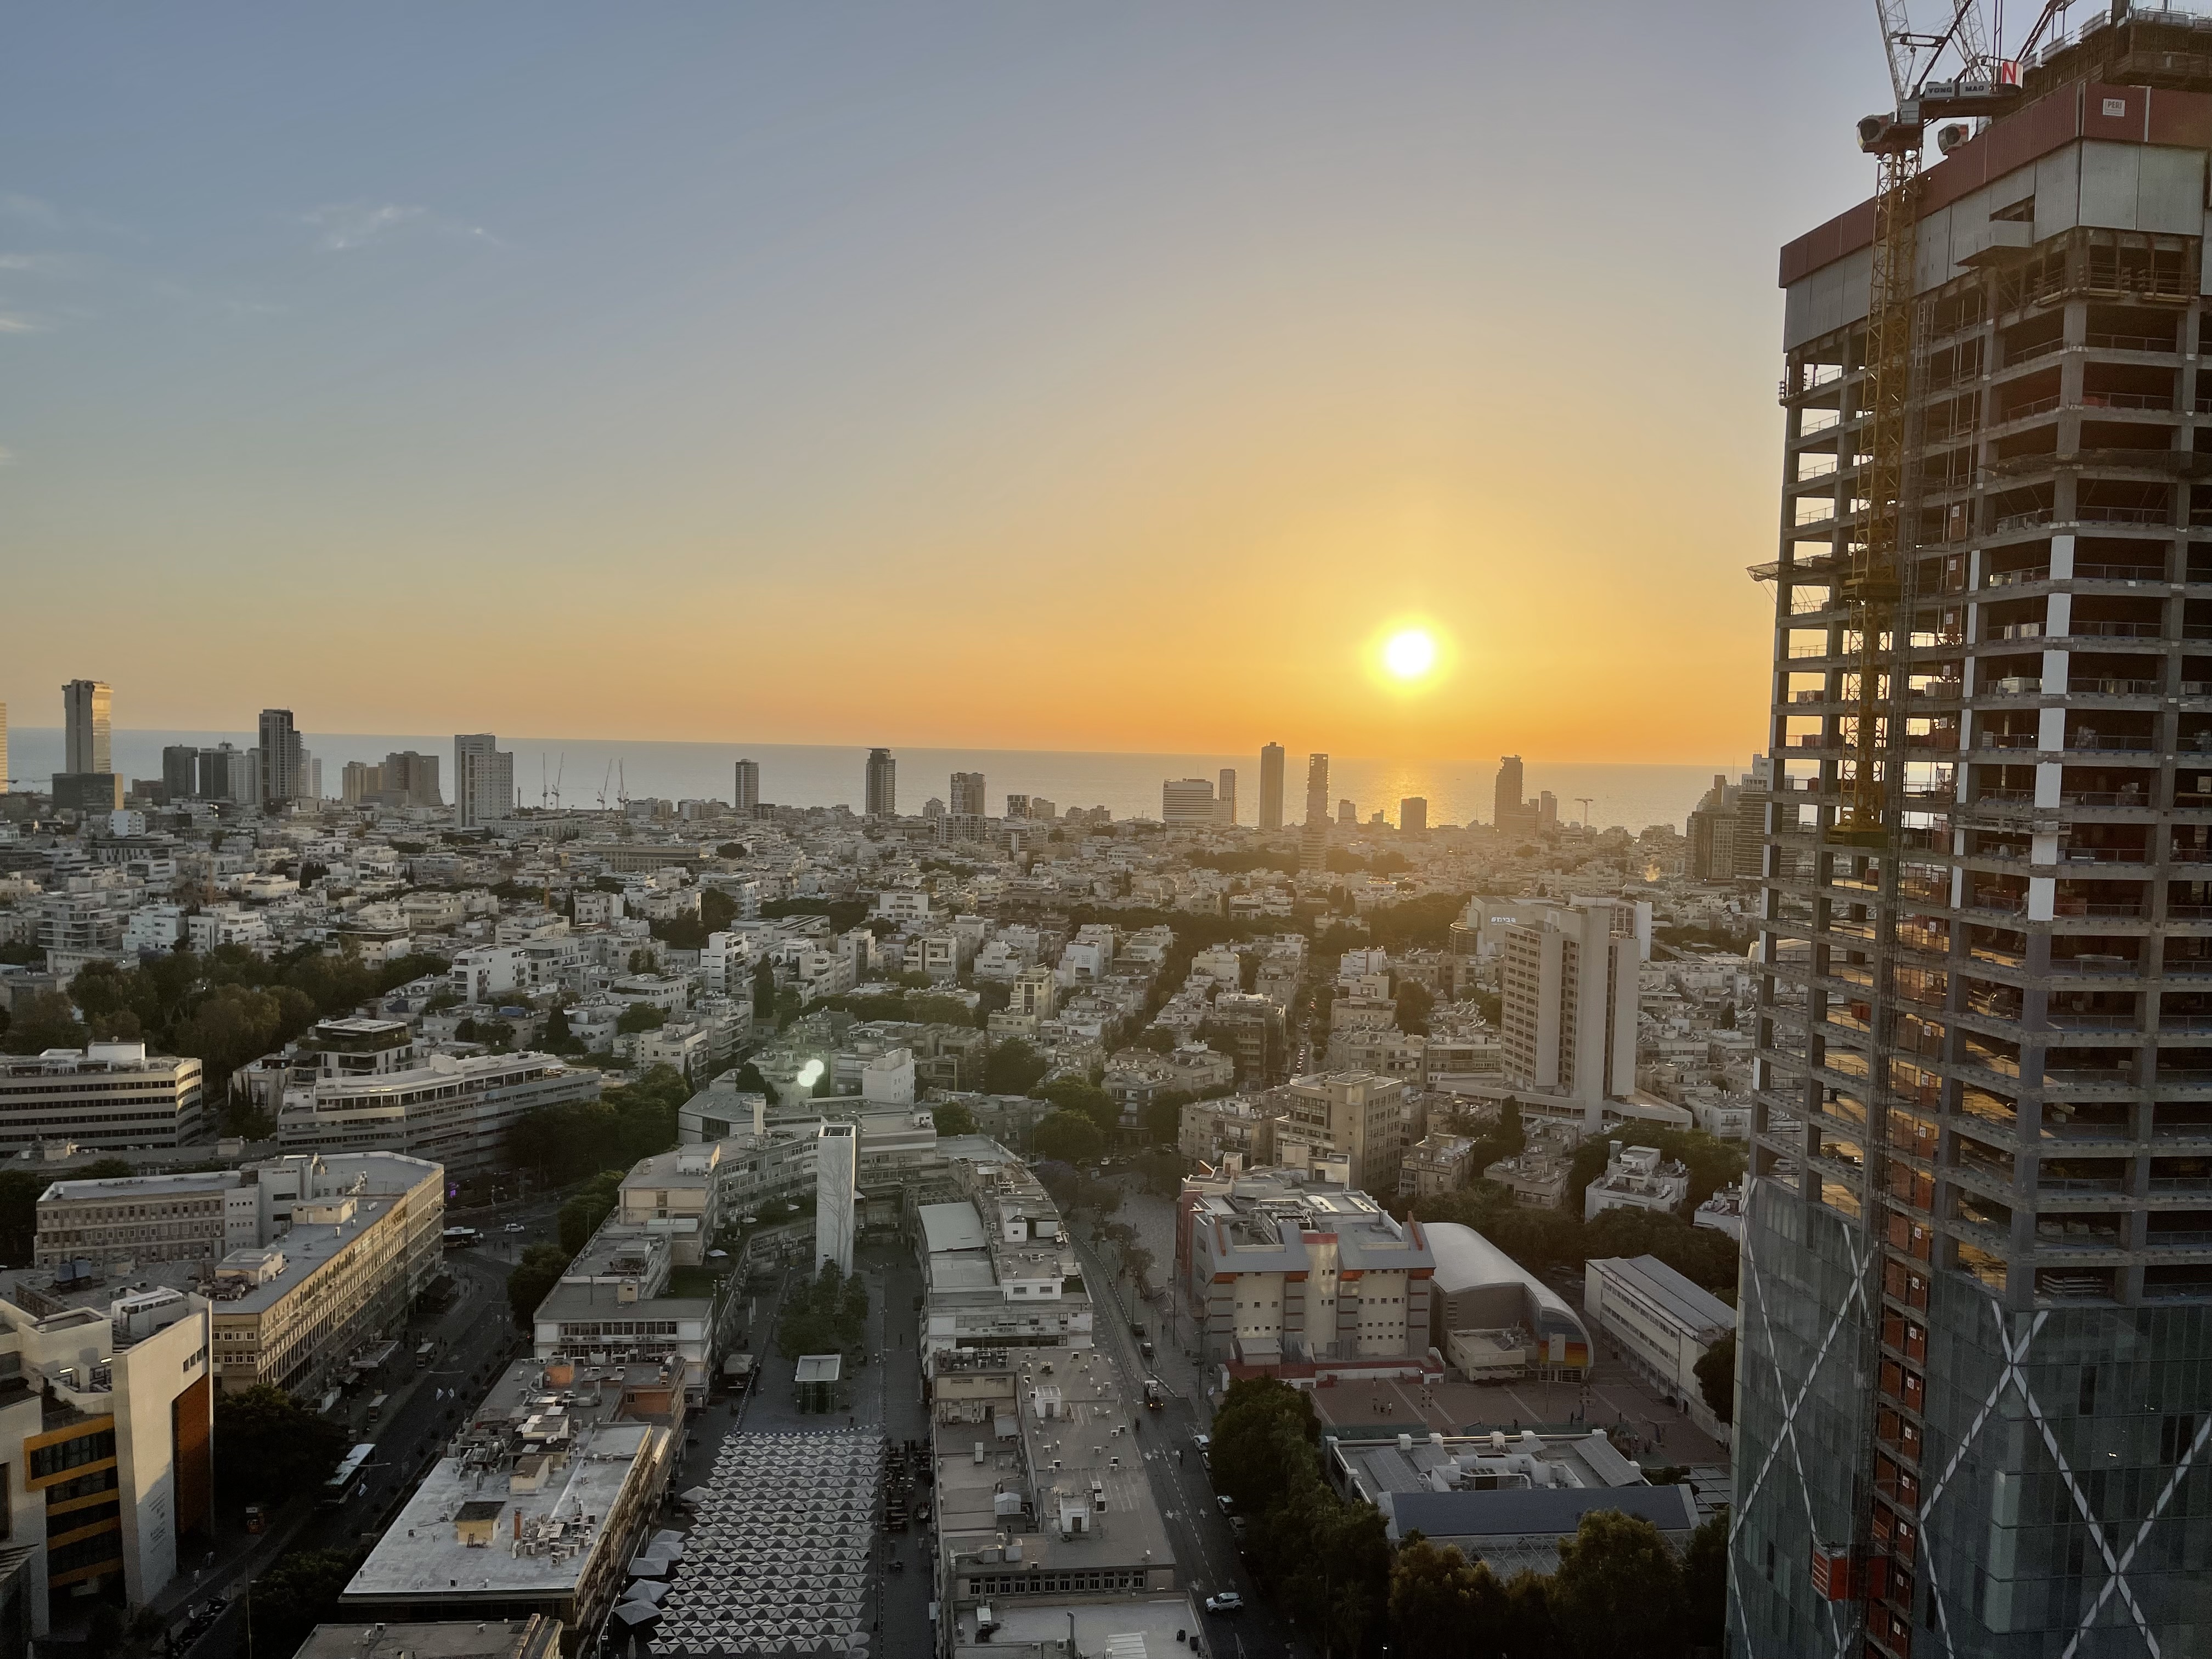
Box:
<box><xmin>1191</xmin><ymin>1432</ymin><xmax>1211</xmax><ymax>1455</ymax></box>
<box><xmin>1205</xmin><ymin>1593</ymin><xmax>1244</xmax><ymax>1615</ymax></box>
<box><xmin>1216</xmin><ymin>1494</ymin><xmax>1234</xmax><ymax>1515</ymax></box>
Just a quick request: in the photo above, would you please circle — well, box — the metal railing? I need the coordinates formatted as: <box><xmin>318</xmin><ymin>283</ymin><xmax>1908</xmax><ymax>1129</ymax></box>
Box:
<box><xmin>2085</xmin><ymin>332</ymin><xmax>2178</xmax><ymax>352</ymax></box>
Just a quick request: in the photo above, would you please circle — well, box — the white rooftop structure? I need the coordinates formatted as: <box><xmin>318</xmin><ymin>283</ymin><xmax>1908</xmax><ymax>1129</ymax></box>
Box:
<box><xmin>650</xmin><ymin>1430</ymin><xmax>879</xmax><ymax>1656</ymax></box>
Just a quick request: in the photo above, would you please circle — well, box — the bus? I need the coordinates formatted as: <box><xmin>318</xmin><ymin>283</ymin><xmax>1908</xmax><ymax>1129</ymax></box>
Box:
<box><xmin>321</xmin><ymin>1443</ymin><xmax>376</xmax><ymax>1506</ymax></box>
<box><xmin>442</xmin><ymin>1226</ymin><xmax>482</xmax><ymax>1250</ymax></box>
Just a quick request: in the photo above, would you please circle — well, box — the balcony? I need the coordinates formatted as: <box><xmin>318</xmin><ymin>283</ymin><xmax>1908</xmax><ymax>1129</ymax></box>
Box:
<box><xmin>2085</xmin><ymin>331</ymin><xmax>2179</xmax><ymax>353</ymax></box>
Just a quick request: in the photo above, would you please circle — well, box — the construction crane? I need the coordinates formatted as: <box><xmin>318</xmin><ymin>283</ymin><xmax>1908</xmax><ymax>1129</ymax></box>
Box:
<box><xmin>1792</xmin><ymin>4</ymin><xmax>2062</xmax><ymax>1648</ymax></box>
<box><xmin>551</xmin><ymin>753</ymin><xmax>564</xmax><ymax>813</ymax></box>
<box><xmin>597</xmin><ymin>762</ymin><xmax>612</xmax><ymax>812</ymax></box>
<box><xmin>1574</xmin><ymin>795</ymin><xmax>1595</xmax><ymax>828</ymax></box>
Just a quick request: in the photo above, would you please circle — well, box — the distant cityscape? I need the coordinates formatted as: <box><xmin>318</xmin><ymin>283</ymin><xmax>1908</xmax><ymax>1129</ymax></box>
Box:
<box><xmin>0</xmin><ymin>667</ymin><xmax>1770</xmax><ymax>1656</ymax></box>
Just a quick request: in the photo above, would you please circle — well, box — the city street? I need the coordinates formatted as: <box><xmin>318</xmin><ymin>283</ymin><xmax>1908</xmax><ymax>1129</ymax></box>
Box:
<box><xmin>1069</xmin><ymin>1222</ymin><xmax>1300</xmax><ymax>1659</ymax></box>
<box><xmin>674</xmin><ymin>1237</ymin><xmax>933</xmax><ymax>1659</ymax></box>
<box><xmin>163</xmin><ymin>1191</ymin><xmax>561</xmax><ymax>1659</ymax></box>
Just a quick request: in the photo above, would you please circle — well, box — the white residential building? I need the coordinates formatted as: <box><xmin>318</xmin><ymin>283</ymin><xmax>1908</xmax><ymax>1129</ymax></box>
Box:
<box><xmin>1582</xmin><ymin>1141</ymin><xmax>1690</xmax><ymax>1222</ymax></box>
<box><xmin>275</xmin><ymin>1052</ymin><xmax>601</xmax><ymax>1175</ymax></box>
<box><xmin>1499</xmin><ymin>899</ymin><xmax>1640</xmax><ymax>1130</ymax></box>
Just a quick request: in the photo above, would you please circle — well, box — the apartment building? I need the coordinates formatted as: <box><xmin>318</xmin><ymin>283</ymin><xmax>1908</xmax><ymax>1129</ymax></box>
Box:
<box><xmin>1266</xmin><ymin>1070</ymin><xmax>1406</xmax><ymax>1198</ymax></box>
<box><xmin>178</xmin><ymin>1154</ymin><xmax>444</xmax><ymax>1395</ymax></box>
<box><xmin>1177</xmin><ymin>1162</ymin><xmax>1437</xmax><ymax>1381</ymax></box>
<box><xmin>453</xmin><ymin>733</ymin><xmax>516</xmax><ymax>829</ymax></box>
<box><xmin>0</xmin><ymin>1045</ymin><xmax>205</xmax><ymax>1152</ymax></box>
<box><xmin>1582</xmin><ymin>1141</ymin><xmax>1689</xmax><ymax>1222</ymax></box>
<box><xmin>274</xmin><ymin>1049</ymin><xmax>600</xmax><ymax>1175</ymax></box>
<box><xmin>1176</xmin><ymin>1095</ymin><xmax>1278</xmax><ymax>1168</ymax></box>
<box><xmin>1400</xmin><ymin>1131</ymin><xmax>1480</xmax><ymax>1199</ymax></box>
<box><xmin>0</xmin><ymin>1273</ymin><xmax>212</xmax><ymax>1633</ymax></box>
<box><xmin>1498</xmin><ymin>899</ymin><xmax>1640</xmax><ymax>1128</ymax></box>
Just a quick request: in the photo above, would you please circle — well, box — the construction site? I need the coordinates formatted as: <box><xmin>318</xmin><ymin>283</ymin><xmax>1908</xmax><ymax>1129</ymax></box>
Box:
<box><xmin>1741</xmin><ymin>5</ymin><xmax>2212</xmax><ymax>1656</ymax></box>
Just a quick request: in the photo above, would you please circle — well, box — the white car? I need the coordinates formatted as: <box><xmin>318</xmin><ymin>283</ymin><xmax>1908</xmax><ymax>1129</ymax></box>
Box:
<box><xmin>503</xmin><ymin>1223</ymin><xmax>526</xmax><ymax>1234</ymax></box>
<box><xmin>1191</xmin><ymin>1432</ymin><xmax>1211</xmax><ymax>1454</ymax></box>
<box><xmin>1204</xmin><ymin>1593</ymin><xmax>1244</xmax><ymax>1615</ymax></box>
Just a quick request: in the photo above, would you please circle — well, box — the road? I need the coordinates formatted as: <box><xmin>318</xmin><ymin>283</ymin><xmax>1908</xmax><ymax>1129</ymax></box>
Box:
<box><xmin>1069</xmin><ymin>1224</ymin><xmax>1302</xmax><ymax>1659</ymax></box>
<box><xmin>170</xmin><ymin>1192</ymin><xmax>563</xmax><ymax>1659</ymax></box>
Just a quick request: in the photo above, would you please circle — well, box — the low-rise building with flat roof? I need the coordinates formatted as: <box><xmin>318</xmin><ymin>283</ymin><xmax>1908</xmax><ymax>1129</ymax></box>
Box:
<box><xmin>1582</xmin><ymin>1141</ymin><xmax>1690</xmax><ymax>1222</ymax></box>
<box><xmin>915</xmin><ymin>1158</ymin><xmax>1092</xmax><ymax>1359</ymax></box>
<box><xmin>35</xmin><ymin>1153</ymin><xmax>441</xmax><ymax>1398</ymax></box>
<box><xmin>1583</xmin><ymin>1254</ymin><xmax>1736</xmax><ymax>1438</ymax></box>
<box><xmin>275</xmin><ymin>1050</ymin><xmax>599</xmax><ymax>1176</ymax></box>
<box><xmin>527</xmin><ymin>1227</ymin><xmax>714</xmax><ymax>1399</ymax></box>
<box><xmin>0</xmin><ymin>1045</ymin><xmax>205</xmax><ymax>1152</ymax></box>
<box><xmin>339</xmin><ymin>1356</ymin><xmax>674</xmax><ymax>1646</ymax></box>
<box><xmin>292</xmin><ymin>1616</ymin><xmax>563</xmax><ymax>1659</ymax></box>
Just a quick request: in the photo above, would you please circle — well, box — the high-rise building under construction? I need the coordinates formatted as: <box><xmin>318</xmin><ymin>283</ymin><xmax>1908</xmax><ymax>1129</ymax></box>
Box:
<box><xmin>1735</xmin><ymin>15</ymin><xmax>2212</xmax><ymax>1659</ymax></box>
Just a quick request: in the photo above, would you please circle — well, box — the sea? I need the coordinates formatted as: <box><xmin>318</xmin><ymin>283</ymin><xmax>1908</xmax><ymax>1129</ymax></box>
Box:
<box><xmin>4</xmin><ymin>730</ymin><xmax>1738</xmax><ymax>833</ymax></box>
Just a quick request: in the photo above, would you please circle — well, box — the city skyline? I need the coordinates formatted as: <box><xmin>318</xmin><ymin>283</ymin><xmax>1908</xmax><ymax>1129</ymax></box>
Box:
<box><xmin>0</xmin><ymin>6</ymin><xmax>1880</xmax><ymax>760</ymax></box>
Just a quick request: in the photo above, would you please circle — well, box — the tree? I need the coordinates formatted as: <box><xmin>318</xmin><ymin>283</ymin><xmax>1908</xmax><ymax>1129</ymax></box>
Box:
<box><xmin>1550</xmin><ymin>1509</ymin><xmax>1686</xmax><ymax>1659</ymax></box>
<box><xmin>76</xmin><ymin>1158</ymin><xmax>136</xmax><ymax>1181</ymax></box>
<box><xmin>212</xmin><ymin>1385</ymin><xmax>349</xmax><ymax>1505</ymax></box>
<box><xmin>616</xmin><ymin>1002</ymin><xmax>665</xmax><ymax>1034</ymax></box>
<box><xmin>984</xmin><ymin>1038</ymin><xmax>1048</xmax><ymax>1097</ymax></box>
<box><xmin>1500</xmin><ymin>1568</ymin><xmax>1564</xmax><ymax>1658</ymax></box>
<box><xmin>247</xmin><ymin>1549</ymin><xmax>361</xmax><ymax>1659</ymax></box>
<box><xmin>1393</xmin><ymin>979</ymin><xmax>1435</xmax><ymax>1036</ymax></box>
<box><xmin>1209</xmin><ymin>1377</ymin><xmax>1319</xmax><ymax>1519</ymax></box>
<box><xmin>1032</xmin><ymin>1110</ymin><xmax>1103</xmax><ymax>1167</ymax></box>
<box><xmin>1040</xmin><ymin>1076</ymin><xmax>1119</xmax><ymax>1137</ymax></box>
<box><xmin>7</xmin><ymin>990</ymin><xmax>86</xmax><ymax>1053</ymax></box>
<box><xmin>931</xmin><ymin>1101</ymin><xmax>977</xmax><ymax>1137</ymax></box>
<box><xmin>752</xmin><ymin>956</ymin><xmax>776</xmax><ymax>1017</ymax></box>
<box><xmin>1121</xmin><ymin>1244</ymin><xmax>1153</xmax><ymax>1289</ymax></box>
<box><xmin>1139</xmin><ymin>1087</ymin><xmax>1193</xmax><ymax>1147</ymax></box>
<box><xmin>1683</xmin><ymin>1508</ymin><xmax>1729</xmax><ymax>1654</ymax></box>
<box><xmin>1389</xmin><ymin>1537</ymin><xmax>1507</xmax><ymax>1658</ymax></box>
<box><xmin>1695</xmin><ymin>1330</ymin><xmax>1736</xmax><ymax>1424</ymax></box>
<box><xmin>0</xmin><ymin>1171</ymin><xmax>43</xmax><ymax>1263</ymax></box>
<box><xmin>776</xmin><ymin>1261</ymin><xmax>867</xmax><ymax>1358</ymax></box>
<box><xmin>542</xmin><ymin>1005</ymin><xmax>578</xmax><ymax>1053</ymax></box>
<box><xmin>1132</xmin><ymin>1148</ymin><xmax>1182</xmax><ymax>1195</ymax></box>
<box><xmin>508</xmin><ymin>1244</ymin><xmax>570</xmax><ymax>1322</ymax></box>
<box><xmin>560</xmin><ymin>1171</ymin><xmax>625</xmax><ymax>1253</ymax></box>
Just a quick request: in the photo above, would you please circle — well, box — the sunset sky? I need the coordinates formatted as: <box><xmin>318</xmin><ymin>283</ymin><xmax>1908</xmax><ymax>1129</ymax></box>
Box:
<box><xmin>3</xmin><ymin>5</ymin><xmax>1881</xmax><ymax>763</ymax></box>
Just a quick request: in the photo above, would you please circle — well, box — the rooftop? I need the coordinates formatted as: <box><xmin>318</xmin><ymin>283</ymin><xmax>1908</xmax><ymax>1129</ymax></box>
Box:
<box><xmin>1589</xmin><ymin>1255</ymin><xmax>1737</xmax><ymax>1338</ymax></box>
<box><xmin>291</xmin><ymin>1616</ymin><xmax>563</xmax><ymax>1659</ymax></box>
<box><xmin>651</xmin><ymin>1430</ymin><xmax>877</xmax><ymax>1654</ymax></box>
<box><xmin>1378</xmin><ymin>1483</ymin><xmax>1699</xmax><ymax>1575</ymax></box>
<box><xmin>343</xmin><ymin>1413</ymin><xmax>667</xmax><ymax>1602</ymax></box>
<box><xmin>39</xmin><ymin>1169</ymin><xmax>244</xmax><ymax>1204</ymax></box>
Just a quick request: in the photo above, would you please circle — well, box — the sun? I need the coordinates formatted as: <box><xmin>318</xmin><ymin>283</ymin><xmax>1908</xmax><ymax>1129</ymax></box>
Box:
<box><xmin>1383</xmin><ymin>628</ymin><xmax>1437</xmax><ymax>680</ymax></box>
